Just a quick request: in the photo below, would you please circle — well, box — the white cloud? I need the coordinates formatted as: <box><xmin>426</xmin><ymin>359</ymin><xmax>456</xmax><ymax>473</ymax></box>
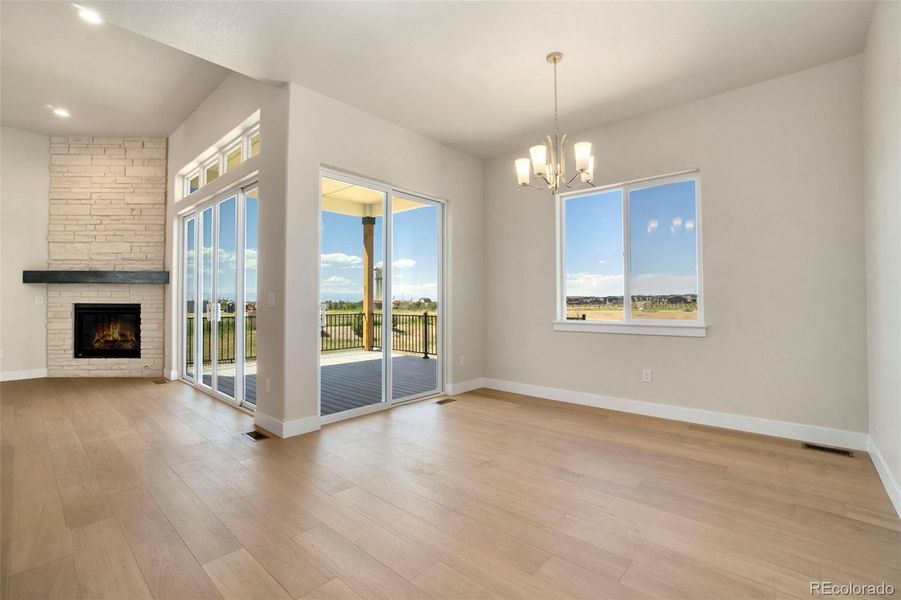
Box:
<box><xmin>245</xmin><ymin>249</ymin><xmax>257</xmax><ymax>270</ymax></box>
<box><xmin>391</xmin><ymin>282</ymin><xmax>438</xmax><ymax>300</ymax></box>
<box><xmin>630</xmin><ymin>273</ymin><xmax>697</xmax><ymax>295</ymax></box>
<box><xmin>321</xmin><ymin>275</ymin><xmax>356</xmax><ymax>294</ymax></box>
<box><xmin>393</xmin><ymin>258</ymin><xmax>416</xmax><ymax>269</ymax></box>
<box><xmin>321</xmin><ymin>252</ymin><xmax>362</xmax><ymax>268</ymax></box>
<box><xmin>565</xmin><ymin>272</ymin><xmax>624</xmax><ymax>297</ymax></box>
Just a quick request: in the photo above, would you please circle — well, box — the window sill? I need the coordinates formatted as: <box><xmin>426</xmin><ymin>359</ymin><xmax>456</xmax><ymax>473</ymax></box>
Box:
<box><xmin>552</xmin><ymin>320</ymin><xmax>707</xmax><ymax>338</ymax></box>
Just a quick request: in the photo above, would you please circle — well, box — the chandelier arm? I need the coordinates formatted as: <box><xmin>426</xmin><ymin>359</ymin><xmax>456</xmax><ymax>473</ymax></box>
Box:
<box><xmin>518</xmin><ymin>181</ymin><xmax>551</xmax><ymax>191</ymax></box>
<box><xmin>565</xmin><ymin>171</ymin><xmax>586</xmax><ymax>187</ymax></box>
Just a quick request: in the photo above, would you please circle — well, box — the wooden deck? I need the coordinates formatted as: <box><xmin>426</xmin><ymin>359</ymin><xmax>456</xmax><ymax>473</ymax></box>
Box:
<box><xmin>321</xmin><ymin>355</ymin><xmax>438</xmax><ymax>416</ymax></box>
<box><xmin>194</xmin><ymin>354</ymin><xmax>436</xmax><ymax>414</ymax></box>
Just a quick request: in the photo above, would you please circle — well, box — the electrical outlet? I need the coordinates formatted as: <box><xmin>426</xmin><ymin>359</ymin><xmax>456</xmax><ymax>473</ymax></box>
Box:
<box><xmin>265</xmin><ymin>378</ymin><xmax>271</xmax><ymax>393</ymax></box>
<box><xmin>459</xmin><ymin>355</ymin><xmax>465</xmax><ymax>367</ymax></box>
<box><xmin>642</xmin><ymin>368</ymin><xmax>652</xmax><ymax>383</ymax></box>
<box><xmin>34</xmin><ymin>295</ymin><xmax>44</xmax><ymax>305</ymax></box>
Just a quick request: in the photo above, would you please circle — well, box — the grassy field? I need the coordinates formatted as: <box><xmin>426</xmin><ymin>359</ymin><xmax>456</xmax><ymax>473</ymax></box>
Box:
<box><xmin>567</xmin><ymin>305</ymin><xmax>698</xmax><ymax>321</ymax></box>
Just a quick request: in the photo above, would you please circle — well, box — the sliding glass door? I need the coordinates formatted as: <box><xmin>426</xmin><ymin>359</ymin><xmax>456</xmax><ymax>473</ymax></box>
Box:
<box><xmin>391</xmin><ymin>193</ymin><xmax>440</xmax><ymax>402</ymax></box>
<box><xmin>319</xmin><ymin>172</ymin><xmax>443</xmax><ymax>420</ymax></box>
<box><xmin>182</xmin><ymin>182</ymin><xmax>258</xmax><ymax>409</ymax></box>
<box><xmin>319</xmin><ymin>177</ymin><xmax>387</xmax><ymax>417</ymax></box>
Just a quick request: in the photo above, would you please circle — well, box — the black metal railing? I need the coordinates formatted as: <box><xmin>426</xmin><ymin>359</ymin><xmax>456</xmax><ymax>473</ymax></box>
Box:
<box><xmin>186</xmin><ymin>312</ymin><xmax>436</xmax><ymax>365</ymax></box>
<box><xmin>186</xmin><ymin>314</ymin><xmax>257</xmax><ymax>365</ymax></box>
<box><xmin>320</xmin><ymin>312</ymin><xmax>437</xmax><ymax>357</ymax></box>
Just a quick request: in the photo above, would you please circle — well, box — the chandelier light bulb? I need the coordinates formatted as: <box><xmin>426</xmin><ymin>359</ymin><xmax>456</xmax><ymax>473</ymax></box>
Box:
<box><xmin>515</xmin><ymin>158</ymin><xmax>531</xmax><ymax>186</ymax></box>
<box><xmin>574</xmin><ymin>142</ymin><xmax>592</xmax><ymax>172</ymax></box>
<box><xmin>529</xmin><ymin>145</ymin><xmax>547</xmax><ymax>176</ymax></box>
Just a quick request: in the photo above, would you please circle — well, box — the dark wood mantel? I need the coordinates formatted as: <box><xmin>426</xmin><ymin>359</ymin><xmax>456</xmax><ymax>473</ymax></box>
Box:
<box><xmin>22</xmin><ymin>271</ymin><xmax>169</xmax><ymax>284</ymax></box>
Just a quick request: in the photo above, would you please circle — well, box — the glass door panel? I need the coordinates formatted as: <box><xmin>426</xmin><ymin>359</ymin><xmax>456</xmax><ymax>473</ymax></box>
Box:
<box><xmin>319</xmin><ymin>176</ymin><xmax>386</xmax><ymax>417</ymax></box>
<box><xmin>215</xmin><ymin>196</ymin><xmax>238</xmax><ymax>400</ymax></box>
<box><xmin>182</xmin><ymin>185</ymin><xmax>258</xmax><ymax>410</ymax></box>
<box><xmin>243</xmin><ymin>187</ymin><xmax>259</xmax><ymax>405</ymax></box>
<box><xmin>391</xmin><ymin>195</ymin><xmax>440</xmax><ymax>401</ymax></box>
<box><xmin>184</xmin><ymin>216</ymin><xmax>196</xmax><ymax>379</ymax></box>
<box><xmin>200</xmin><ymin>207</ymin><xmax>214</xmax><ymax>388</ymax></box>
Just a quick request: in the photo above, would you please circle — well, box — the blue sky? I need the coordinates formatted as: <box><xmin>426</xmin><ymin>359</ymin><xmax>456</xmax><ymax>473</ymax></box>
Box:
<box><xmin>321</xmin><ymin>204</ymin><xmax>438</xmax><ymax>302</ymax></box>
<box><xmin>564</xmin><ymin>180</ymin><xmax>697</xmax><ymax>297</ymax></box>
<box><xmin>186</xmin><ymin>190</ymin><xmax>259</xmax><ymax>303</ymax></box>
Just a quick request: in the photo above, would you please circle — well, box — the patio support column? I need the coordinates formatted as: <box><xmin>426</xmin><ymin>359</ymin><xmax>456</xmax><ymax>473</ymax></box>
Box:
<box><xmin>362</xmin><ymin>216</ymin><xmax>375</xmax><ymax>351</ymax></box>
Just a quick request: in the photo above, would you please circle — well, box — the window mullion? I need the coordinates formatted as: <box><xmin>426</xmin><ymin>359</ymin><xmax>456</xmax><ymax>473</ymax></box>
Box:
<box><xmin>622</xmin><ymin>185</ymin><xmax>633</xmax><ymax>324</ymax></box>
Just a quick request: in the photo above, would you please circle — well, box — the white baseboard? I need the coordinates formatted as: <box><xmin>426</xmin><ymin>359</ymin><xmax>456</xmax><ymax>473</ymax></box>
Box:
<box><xmin>868</xmin><ymin>437</ymin><xmax>901</xmax><ymax>518</ymax></box>
<box><xmin>1</xmin><ymin>368</ymin><xmax>48</xmax><ymax>382</ymax></box>
<box><xmin>253</xmin><ymin>411</ymin><xmax>321</xmax><ymax>439</ymax></box>
<box><xmin>167</xmin><ymin>369</ymin><xmax>179</xmax><ymax>381</ymax></box>
<box><xmin>482</xmin><ymin>378</ymin><xmax>869</xmax><ymax>451</ymax></box>
<box><xmin>446</xmin><ymin>378</ymin><xmax>485</xmax><ymax>396</ymax></box>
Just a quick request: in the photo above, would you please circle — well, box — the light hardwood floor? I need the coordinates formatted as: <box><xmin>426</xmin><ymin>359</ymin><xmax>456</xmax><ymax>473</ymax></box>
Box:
<box><xmin>1</xmin><ymin>377</ymin><xmax>899</xmax><ymax>599</ymax></box>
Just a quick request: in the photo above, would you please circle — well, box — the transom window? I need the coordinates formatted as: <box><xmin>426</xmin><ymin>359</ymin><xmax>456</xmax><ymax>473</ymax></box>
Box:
<box><xmin>556</xmin><ymin>170</ymin><xmax>704</xmax><ymax>336</ymax></box>
<box><xmin>183</xmin><ymin>122</ymin><xmax>260</xmax><ymax>198</ymax></box>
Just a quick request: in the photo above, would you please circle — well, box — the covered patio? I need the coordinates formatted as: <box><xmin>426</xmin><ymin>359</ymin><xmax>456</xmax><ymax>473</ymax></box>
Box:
<box><xmin>320</xmin><ymin>177</ymin><xmax>440</xmax><ymax>416</ymax></box>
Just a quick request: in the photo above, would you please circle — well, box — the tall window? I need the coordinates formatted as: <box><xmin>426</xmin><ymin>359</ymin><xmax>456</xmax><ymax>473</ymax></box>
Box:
<box><xmin>558</xmin><ymin>171</ymin><xmax>703</xmax><ymax>334</ymax></box>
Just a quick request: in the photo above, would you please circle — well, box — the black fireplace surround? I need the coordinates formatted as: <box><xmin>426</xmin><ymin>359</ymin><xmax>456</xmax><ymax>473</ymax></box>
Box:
<box><xmin>73</xmin><ymin>303</ymin><xmax>141</xmax><ymax>359</ymax></box>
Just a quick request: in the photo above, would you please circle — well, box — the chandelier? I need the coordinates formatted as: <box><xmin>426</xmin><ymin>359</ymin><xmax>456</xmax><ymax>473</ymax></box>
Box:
<box><xmin>515</xmin><ymin>52</ymin><xmax>595</xmax><ymax>194</ymax></box>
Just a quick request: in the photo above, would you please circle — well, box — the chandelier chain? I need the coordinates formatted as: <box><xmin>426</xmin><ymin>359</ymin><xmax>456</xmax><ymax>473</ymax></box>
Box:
<box><xmin>553</xmin><ymin>59</ymin><xmax>558</xmax><ymax>133</ymax></box>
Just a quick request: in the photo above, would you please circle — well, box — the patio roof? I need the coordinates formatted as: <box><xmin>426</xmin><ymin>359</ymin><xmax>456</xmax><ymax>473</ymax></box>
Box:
<box><xmin>321</xmin><ymin>177</ymin><xmax>426</xmax><ymax>217</ymax></box>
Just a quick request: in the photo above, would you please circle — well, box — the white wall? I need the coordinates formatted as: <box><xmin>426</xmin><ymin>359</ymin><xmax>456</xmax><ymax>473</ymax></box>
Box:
<box><xmin>864</xmin><ymin>1</ymin><xmax>901</xmax><ymax>510</ymax></box>
<box><xmin>0</xmin><ymin>127</ymin><xmax>49</xmax><ymax>379</ymax></box>
<box><xmin>282</xmin><ymin>83</ymin><xmax>484</xmax><ymax>424</ymax></box>
<box><xmin>483</xmin><ymin>57</ymin><xmax>867</xmax><ymax>434</ymax></box>
<box><xmin>166</xmin><ymin>75</ymin><xmax>484</xmax><ymax>428</ymax></box>
<box><xmin>166</xmin><ymin>73</ymin><xmax>290</xmax><ymax>421</ymax></box>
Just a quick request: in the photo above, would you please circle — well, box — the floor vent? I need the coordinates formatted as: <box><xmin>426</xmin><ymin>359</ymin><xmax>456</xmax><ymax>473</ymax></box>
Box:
<box><xmin>436</xmin><ymin>398</ymin><xmax>456</xmax><ymax>405</ymax></box>
<box><xmin>153</xmin><ymin>379</ymin><xmax>168</xmax><ymax>384</ymax></box>
<box><xmin>803</xmin><ymin>442</ymin><xmax>853</xmax><ymax>457</ymax></box>
<box><xmin>243</xmin><ymin>430</ymin><xmax>269</xmax><ymax>441</ymax></box>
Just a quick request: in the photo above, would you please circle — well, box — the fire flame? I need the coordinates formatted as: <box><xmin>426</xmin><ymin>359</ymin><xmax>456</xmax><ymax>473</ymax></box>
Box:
<box><xmin>92</xmin><ymin>319</ymin><xmax>137</xmax><ymax>349</ymax></box>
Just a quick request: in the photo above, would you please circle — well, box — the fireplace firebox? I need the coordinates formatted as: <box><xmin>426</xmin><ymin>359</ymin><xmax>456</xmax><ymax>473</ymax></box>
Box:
<box><xmin>73</xmin><ymin>303</ymin><xmax>141</xmax><ymax>358</ymax></box>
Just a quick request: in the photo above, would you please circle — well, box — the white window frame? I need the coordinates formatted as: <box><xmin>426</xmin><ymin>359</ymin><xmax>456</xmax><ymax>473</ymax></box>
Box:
<box><xmin>202</xmin><ymin>155</ymin><xmax>222</xmax><ymax>185</ymax></box>
<box><xmin>182</xmin><ymin>119</ymin><xmax>261</xmax><ymax>198</ymax></box>
<box><xmin>554</xmin><ymin>169</ymin><xmax>706</xmax><ymax>338</ymax></box>
<box><xmin>185</xmin><ymin>169</ymin><xmax>202</xmax><ymax>196</ymax></box>
<box><xmin>223</xmin><ymin>139</ymin><xmax>244</xmax><ymax>174</ymax></box>
<box><xmin>245</xmin><ymin>125</ymin><xmax>260</xmax><ymax>159</ymax></box>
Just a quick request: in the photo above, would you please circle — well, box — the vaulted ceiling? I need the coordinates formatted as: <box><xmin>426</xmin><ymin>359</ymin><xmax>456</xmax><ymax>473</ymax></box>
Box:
<box><xmin>0</xmin><ymin>2</ymin><xmax>229</xmax><ymax>137</ymax></box>
<box><xmin>2</xmin><ymin>1</ymin><xmax>874</xmax><ymax>157</ymax></box>
<box><xmin>95</xmin><ymin>1</ymin><xmax>874</xmax><ymax>157</ymax></box>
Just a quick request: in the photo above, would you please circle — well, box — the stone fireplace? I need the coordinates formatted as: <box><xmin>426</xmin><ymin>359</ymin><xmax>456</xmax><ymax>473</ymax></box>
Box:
<box><xmin>45</xmin><ymin>136</ymin><xmax>167</xmax><ymax>377</ymax></box>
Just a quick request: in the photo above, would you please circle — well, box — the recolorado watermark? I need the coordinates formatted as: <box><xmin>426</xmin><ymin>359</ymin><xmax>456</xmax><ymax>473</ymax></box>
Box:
<box><xmin>811</xmin><ymin>581</ymin><xmax>895</xmax><ymax>596</ymax></box>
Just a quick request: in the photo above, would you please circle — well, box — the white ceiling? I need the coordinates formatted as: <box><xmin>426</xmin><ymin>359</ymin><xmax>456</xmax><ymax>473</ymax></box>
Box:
<box><xmin>94</xmin><ymin>1</ymin><xmax>875</xmax><ymax>158</ymax></box>
<box><xmin>0</xmin><ymin>2</ymin><xmax>230</xmax><ymax>137</ymax></box>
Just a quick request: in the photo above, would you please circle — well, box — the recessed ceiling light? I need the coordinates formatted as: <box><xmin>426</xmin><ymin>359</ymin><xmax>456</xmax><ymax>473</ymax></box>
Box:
<box><xmin>76</xmin><ymin>5</ymin><xmax>103</xmax><ymax>25</ymax></box>
<box><xmin>53</xmin><ymin>107</ymin><xmax>71</xmax><ymax>118</ymax></box>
